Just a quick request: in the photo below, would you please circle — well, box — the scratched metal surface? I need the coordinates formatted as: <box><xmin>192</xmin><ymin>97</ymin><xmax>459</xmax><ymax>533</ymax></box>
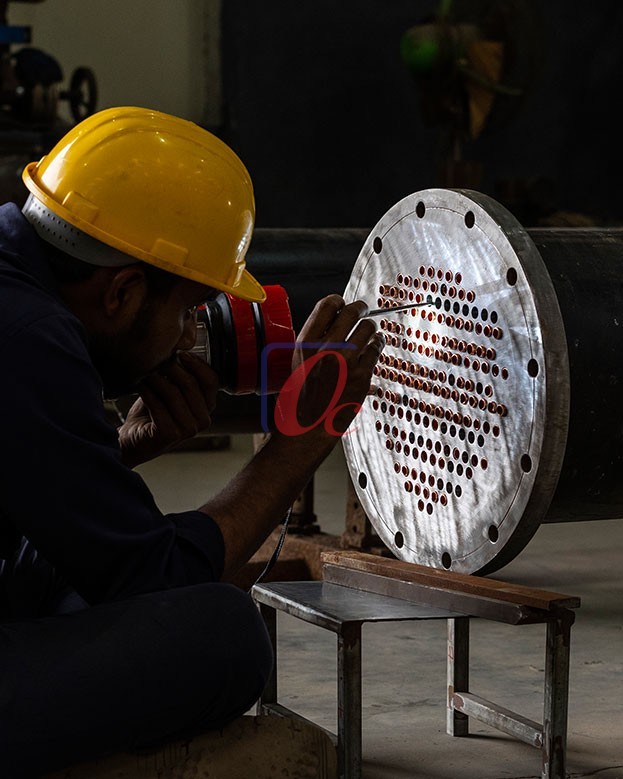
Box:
<box><xmin>342</xmin><ymin>189</ymin><xmax>569</xmax><ymax>574</ymax></box>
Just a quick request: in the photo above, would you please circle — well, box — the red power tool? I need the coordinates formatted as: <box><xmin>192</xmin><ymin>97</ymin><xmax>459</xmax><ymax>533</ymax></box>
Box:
<box><xmin>193</xmin><ymin>284</ymin><xmax>296</xmax><ymax>395</ymax></box>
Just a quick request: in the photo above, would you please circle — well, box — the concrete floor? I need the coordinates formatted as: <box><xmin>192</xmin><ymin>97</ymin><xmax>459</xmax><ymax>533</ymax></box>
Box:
<box><xmin>137</xmin><ymin>436</ymin><xmax>623</xmax><ymax>779</ymax></box>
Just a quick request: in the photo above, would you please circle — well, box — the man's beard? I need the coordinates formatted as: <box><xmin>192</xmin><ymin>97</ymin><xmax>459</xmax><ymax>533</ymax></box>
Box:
<box><xmin>88</xmin><ymin>331</ymin><xmax>144</xmax><ymax>399</ymax></box>
<box><xmin>88</xmin><ymin>298</ymin><xmax>164</xmax><ymax>399</ymax></box>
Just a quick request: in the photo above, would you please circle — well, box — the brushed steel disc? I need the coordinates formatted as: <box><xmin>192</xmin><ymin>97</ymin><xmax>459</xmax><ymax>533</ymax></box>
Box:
<box><xmin>342</xmin><ymin>189</ymin><xmax>569</xmax><ymax>574</ymax></box>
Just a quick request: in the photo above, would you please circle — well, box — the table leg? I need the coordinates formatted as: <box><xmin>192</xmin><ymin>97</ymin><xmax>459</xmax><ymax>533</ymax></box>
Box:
<box><xmin>258</xmin><ymin>603</ymin><xmax>278</xmax><ymax>712</ymax></box>
<box><xmin>337</xmin><ymin>622</ymin><xmax>362</xmax><ymax>779</ymax></box>
<box><xmin>447</xmin><ymin>617</ymin><xmax>470</xmax><ymax>737</ymax></box>
<box><xmin>541</xmin><ymin>612</ymin><xmax>574</xmax><ymax>779</ymax></box>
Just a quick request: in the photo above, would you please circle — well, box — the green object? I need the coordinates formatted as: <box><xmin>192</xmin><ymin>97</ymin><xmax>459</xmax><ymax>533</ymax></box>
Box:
<box><xmin>400</xmin><ymin>28</ymin><xmax>440</xmax><ymax>74</ymax></box>
<box><xmin>438</xmin><ymin>0</ymin><xmax>453</xmax><ymax>19</ymax></box>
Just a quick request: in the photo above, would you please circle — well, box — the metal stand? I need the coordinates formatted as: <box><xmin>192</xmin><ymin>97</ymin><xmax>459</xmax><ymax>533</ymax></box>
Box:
<box><xmin>254</xmin><ymin>582</ymin><xmax>459</xmax><ymax>779</ymax></box>
<box><xmin>252</xmin><ymin>552</ymin><xmax>579</xmax><ymax>779</ymax></box>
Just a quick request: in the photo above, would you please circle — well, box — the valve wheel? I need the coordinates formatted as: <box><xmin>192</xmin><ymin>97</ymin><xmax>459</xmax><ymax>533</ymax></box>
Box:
<box><xmin>64</xmin><ymin>67</ymin><xmax>98</xmax><ymax>123</ymax></box>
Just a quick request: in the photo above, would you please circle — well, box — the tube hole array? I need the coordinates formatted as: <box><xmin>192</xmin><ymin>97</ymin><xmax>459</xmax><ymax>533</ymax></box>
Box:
<box><xmin>369</xmin><ymin>265</ymin><xmax>522</xmax><ymax>529</ymax></box>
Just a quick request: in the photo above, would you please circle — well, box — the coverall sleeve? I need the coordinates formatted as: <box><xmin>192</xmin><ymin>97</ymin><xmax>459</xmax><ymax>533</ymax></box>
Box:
<box><xmin>0</xmin><ymin>311</ymin><xmax>226</xmax><ymax>604</ymax></box>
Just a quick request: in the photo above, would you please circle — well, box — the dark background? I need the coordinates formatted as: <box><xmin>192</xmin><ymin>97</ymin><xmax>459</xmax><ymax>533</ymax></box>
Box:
<box><xmin>220</xmin><ymin>0</ymin><xmax>623</xmax><ymax>228</ymax></box>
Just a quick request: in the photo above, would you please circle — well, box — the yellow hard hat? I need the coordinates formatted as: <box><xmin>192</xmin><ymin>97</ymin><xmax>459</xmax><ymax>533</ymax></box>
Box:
<box><xmin>22</xmin><ymin>106</ymin><xmax>266</xmax><ymax>302</ymax></box>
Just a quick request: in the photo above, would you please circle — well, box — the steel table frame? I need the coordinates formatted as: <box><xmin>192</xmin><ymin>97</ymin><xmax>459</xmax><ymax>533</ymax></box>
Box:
<box><xmin>252</xmin><ymin>573</ymin><xmax>577</xmax><ymax>779</ymax></box>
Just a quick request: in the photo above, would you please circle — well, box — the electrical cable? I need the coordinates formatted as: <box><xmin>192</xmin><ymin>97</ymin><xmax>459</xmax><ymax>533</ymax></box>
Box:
<box><xmin>249</xmin><ymin>506</ymin><xmax>293</xmax><ymax>592</ymax></box>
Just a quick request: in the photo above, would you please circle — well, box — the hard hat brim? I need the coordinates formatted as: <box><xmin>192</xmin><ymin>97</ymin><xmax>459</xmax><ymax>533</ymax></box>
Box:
<box><xmin>221</xmin><ymin>269</ymin><xmax>267</xmax><ymax>303</ymax></box>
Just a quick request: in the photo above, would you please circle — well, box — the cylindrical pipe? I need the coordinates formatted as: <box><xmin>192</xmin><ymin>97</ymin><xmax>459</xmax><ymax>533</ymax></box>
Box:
<box><xmin>527</xmin><ymin>228</ymin><xmax>623</xmax><ymax>522</ymax></box>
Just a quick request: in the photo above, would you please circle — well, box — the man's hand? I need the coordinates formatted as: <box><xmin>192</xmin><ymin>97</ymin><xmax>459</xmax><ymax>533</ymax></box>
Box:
<box><xmin>118</xmin><ymin>352</ymin><xmax>219</xmax><ymax>468</ymax></box>
<box><xmin>277</xmin><ymin>294</ymin><xmax>384</xmax><ymax>438</ymax></box>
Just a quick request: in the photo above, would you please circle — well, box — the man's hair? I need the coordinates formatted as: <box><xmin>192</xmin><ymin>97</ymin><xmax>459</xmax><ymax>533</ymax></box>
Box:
<box><xmin>45</xmin><ymin>242</ymin><xmax>179</xmax><ymax>296</ymax></box>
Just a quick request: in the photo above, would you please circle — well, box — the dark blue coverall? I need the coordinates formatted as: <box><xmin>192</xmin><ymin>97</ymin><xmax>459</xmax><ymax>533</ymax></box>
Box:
<box><xmin>0</xmin><ymin>203</ymin><xmax>272</xmax><ymax>777</ymax></box>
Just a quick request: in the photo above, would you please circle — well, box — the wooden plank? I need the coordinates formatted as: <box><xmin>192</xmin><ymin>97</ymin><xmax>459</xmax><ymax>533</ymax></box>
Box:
<box><xmin>321</xmin><ymin>552</ymin><xmax>580</xmax><ymax>611</ymax></box>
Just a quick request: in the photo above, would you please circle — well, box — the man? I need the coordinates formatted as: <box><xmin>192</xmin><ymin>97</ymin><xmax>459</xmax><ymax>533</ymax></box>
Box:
<box><xmin>0</xmin><ymin>107</ymin><xmax>382</xmax><ymax>776</ymax></box>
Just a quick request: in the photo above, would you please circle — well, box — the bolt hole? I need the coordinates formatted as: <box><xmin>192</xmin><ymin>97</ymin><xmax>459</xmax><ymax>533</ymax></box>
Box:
<box><xmin>395</xmin><ymin>531</ymin><xmax>404</xmax><ymax>548</ymax></box>
<box><xmin>520</xmin><ymin>454</ymin><xmax>532</xmax><ymax>473</ymax></box>
<box><xmin>358</xmin><ymin>472</ymin><xmax>368</xmax><ymax>489</ymax></box>
<box><xmin>416</xmin><ymin>201</ymin><xmax>426</xmax><ymax>218</ymax></box>
<box><xmin>441</xmin><ymin>552</ymin><xmax>452</xmax><ymax>569</ymax></box>
<box><xmin>464</xmin><ymin>211</ymin><xmax>475</xmax><ymax>228</ymax></box>
<box><xmin>373</xmin><ymin>237</ymin><xmax>382</xmax><ymax>254</ymax></box>
<box><xmin>506</xmin><ymin>267</ymin><xmax>518</xmax><ymax>286</ymax></box>
<box><xmin>527</xmin><ymin>359</ymin><xmax>539</xmax><ymax>377</ymax></box>
<box><xmin>488</xmin><ymin>525</ymin><xmax>499</xmax><ymax>543</ymax></box>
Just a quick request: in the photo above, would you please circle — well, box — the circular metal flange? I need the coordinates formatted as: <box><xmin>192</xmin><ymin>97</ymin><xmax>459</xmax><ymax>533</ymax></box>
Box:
<box><xmin>342</xmin><ymin>189</ymin><xmax>569</xmax><ymax>574</ymax></box>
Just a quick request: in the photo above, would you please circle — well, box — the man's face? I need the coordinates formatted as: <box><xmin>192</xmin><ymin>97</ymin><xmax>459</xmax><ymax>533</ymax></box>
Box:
<box><xmin>91</xmin><ymin>277</ymin><xmax>217</xmax><ymax>398</ymax></box>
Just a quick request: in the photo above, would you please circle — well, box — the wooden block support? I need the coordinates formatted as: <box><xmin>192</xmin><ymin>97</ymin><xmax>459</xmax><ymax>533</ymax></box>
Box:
<box><xmin>321</xmin><ymin>551</ymin><xmax>580</xmax><ymax>612</ymax></box>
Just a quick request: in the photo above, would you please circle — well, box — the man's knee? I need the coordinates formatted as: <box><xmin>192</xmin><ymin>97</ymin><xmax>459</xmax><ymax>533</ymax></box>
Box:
<box><xmin>207</xmin><ymin>583</ymin><xmax>274</xmax><ymax>692</ymax></box>
<box><xmin>165</xmin><ymin>583</ymin><xmax>273</xmax><ymax>705</ymax></box>
<box><xmin>136</xmin><ymin>582</ymin><xmax>274</xmax><ymax>732</ymax></box>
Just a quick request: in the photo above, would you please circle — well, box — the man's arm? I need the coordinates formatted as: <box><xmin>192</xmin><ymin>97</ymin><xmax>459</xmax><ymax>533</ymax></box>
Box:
<box><xmin>199</xmin><ymin>295</ymin><xmax>383</xmax><ymax>580</ymax></box>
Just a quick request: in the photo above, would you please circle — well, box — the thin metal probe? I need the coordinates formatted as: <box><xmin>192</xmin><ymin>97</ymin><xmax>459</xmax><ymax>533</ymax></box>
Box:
<box><xmin>363</xmin><ymin>297</ymin><xmax>434</xmax><ymax>317</ymax></box>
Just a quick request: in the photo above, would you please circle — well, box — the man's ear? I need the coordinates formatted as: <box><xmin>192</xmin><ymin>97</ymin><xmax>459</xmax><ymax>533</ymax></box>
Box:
<box><xmin>102</xmin><ymin>266</ymin><xmax>148</xmax><ymax>322</ymax></box>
